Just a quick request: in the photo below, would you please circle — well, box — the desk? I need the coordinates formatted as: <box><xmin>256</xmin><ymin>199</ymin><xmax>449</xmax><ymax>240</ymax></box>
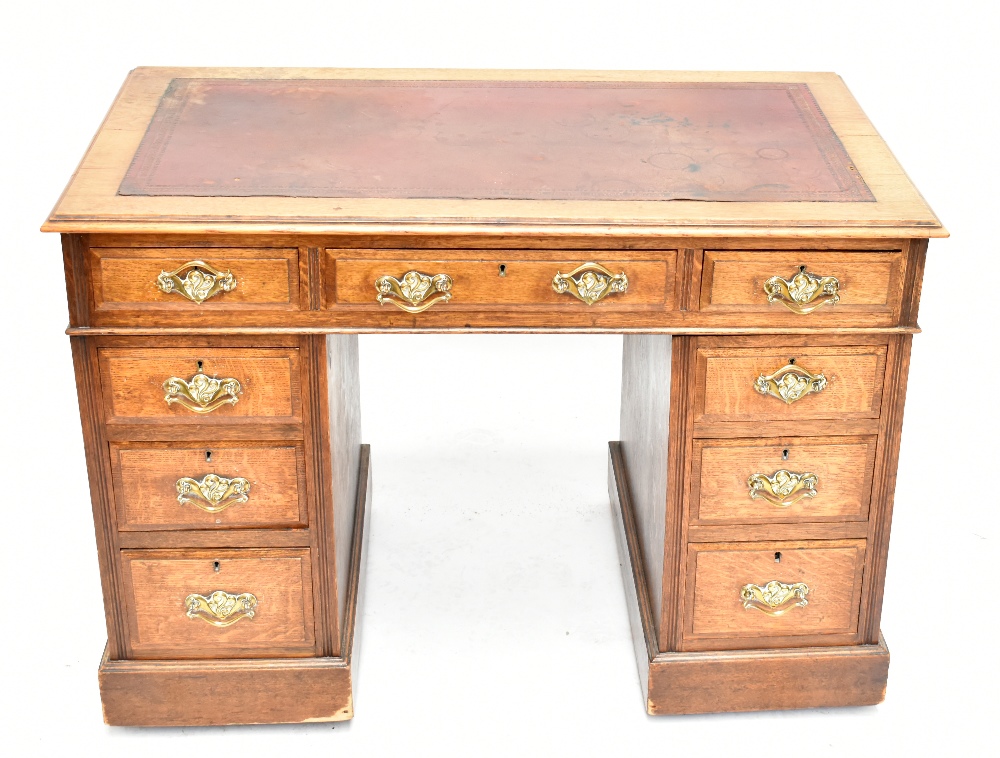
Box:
<box><xmin>43</xmin><ymin>68</ymin><xmax>946</xmax><ymax>725</ymax></box>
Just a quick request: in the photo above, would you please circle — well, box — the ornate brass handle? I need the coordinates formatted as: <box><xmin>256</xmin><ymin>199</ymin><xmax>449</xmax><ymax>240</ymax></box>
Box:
<box><xmin>741</xmin><ymin>581</ymin><xmax>809</xmax><ymax>616</ymax></box>
<box><xmin>157</xmin><ymin>261</ymin><xmax>237</xmax><ymax>304</ymax></box>
<box><xmin>375</xmin><ymin>270</ymin><xmax>453</xmax><ymax>313</ymax></box>
<box><xmin>185</xmin><ymin>590</ymin><xmax>258</xmax><ymax>627</ymax></box>
<box><xmin>176</xmin><ymin>474</ymin><xmax>251</xmax><ymax>513</ymax></box>
<box><xmin>754</xmin><ymin>362</ymin><xmax>826</xmax><ymax>405</ymax></box>
<box><xmin>764</xmin><ymin>267</ymin><xmax>840</xmax><ymax>314</ymax></box>
<box><xmin>163</xmin><ymin>371</ymin><xmax>242</xmax><ymax>414</ymax></box>
<box><xmin>747</xmin><ymin>470</ymin><xmax>818</xmax><ymax>507</ymax></box>
<box><xmin>552</xmin><ymin>262</ymin><xmax>629</xmax><ymax>305</ymax></box>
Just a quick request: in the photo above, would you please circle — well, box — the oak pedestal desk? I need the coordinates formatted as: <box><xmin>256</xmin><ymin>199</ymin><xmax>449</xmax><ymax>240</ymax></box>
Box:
<box><xmin>44</xmin><ymin>68</ymin><xmax>946</xmax><ymax>726</ymax></box>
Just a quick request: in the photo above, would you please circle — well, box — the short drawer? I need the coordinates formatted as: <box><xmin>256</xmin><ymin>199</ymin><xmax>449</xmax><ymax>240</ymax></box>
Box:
<box><xmin>327</xmin><ymin>252</ymin><xmax>675</xmax><ymax>310</ymax></box>
<box><xmin>700</xmin><ymin>249</ymin><xmax>905</xmax><ymax>322</ymax></box>
<box><xmin>121</xmin><ymin>548</ymin><xmax>316</xmax><ymax>659</ymax></box>
<box><xmin>691</xmin><ymin>436</ymin><xmax>877</xmax><ymax>525</ymax></box>
<box><xmin>90</xmin><ymin>247</ymin><xmax>301</xmax><ymax>311</ymax></box>
<box><xmin>683</xmin><ymin>540</ymin><xmax>866</xmax><ymax>650</ymax></box>
<box><xmin>695</xmin><ymin>344</ymin><xmax>887</xmax><ymax>422</ymax></box>
<box><xmin>99</xmin><ymin>347</ymin><xmax>301</xmax><ymax>424</ymax></box>
<box><xmin>111</xmin><ymin>442</ymin><xmax>307</xmax><ymax>530</ymax></box>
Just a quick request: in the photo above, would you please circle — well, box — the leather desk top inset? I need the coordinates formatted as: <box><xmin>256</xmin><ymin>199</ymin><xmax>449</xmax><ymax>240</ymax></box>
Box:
<box><xmin>118</xmin><ymin>80</ymin><xmax>872</xmax><ymax>202</ymax></box>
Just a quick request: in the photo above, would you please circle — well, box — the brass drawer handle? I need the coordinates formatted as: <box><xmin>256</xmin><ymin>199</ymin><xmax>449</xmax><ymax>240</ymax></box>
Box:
<box><xmin>163</xmin><ymin>370</ymin><xmax>242</xmax><ymax>414</ymax></box>
<box><xmin>185</xmin><ymin>590</ymin><xmax>258</xmax><ymax>627</ymax></box>
<box><xmin>176</xmin><ymin>474</ymin><xmax>251</xmax><ymax>513</ymax></box>
<box><xmin>552</xmin><ymin>262</ymin><xmax>629</xmax><ymax>305</ymax></box>
<box><xmin>754</xmin><ymin>362</ymin><xmax>826</xmax><ymax>405</ymax></box>
<box><xmin>157</xmin><ymin>260</ymin><xmax>237</xmax><ymax>304</ymax></box>
<box><xmin>375</xmin><ymin>270</ymin><xmax>453</xmax><ymax>313</ymax></box>
<box><xmin>764</xmin><ymin>266</ymin><xmax>840</xmax><ymax>314</ymax></box>
<box><xmin>747</xmin><ymin>470</ymin><xmax>818</xmax><ymax>507</ymax></box>
<box><xmin>741</xmin><ymin>580</ymin><xmax>809</xmax><ymax>616</ymax></box>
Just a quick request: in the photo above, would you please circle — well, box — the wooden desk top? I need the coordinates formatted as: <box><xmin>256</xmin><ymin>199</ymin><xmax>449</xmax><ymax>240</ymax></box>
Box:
<box><xmin>44</xmin><ymin>68</ymin><xmax>945</xmax><ymax>238</ymax></box>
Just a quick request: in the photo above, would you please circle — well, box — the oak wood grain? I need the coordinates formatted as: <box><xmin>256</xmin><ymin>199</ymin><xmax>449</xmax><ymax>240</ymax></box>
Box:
<box><xmin>71</xmin><ymin>337</ymin><xmax>130</xmax><ymax>660</ymax></box>
<box><xmin>608</xmin><ymin>442</ymin><xmax>656</xmax><ymax>695</ymax></box>
<box><xmin>91</xmin><ymin>247</ymin><xmax>300</xmax><ymax>310</ymax></box>
<box><xmin>683</xmin><ymin>540</ymin><xmax>866</xmax><ymax>650</ymax></box>
<box><xmin>646</xmin><ymin>636</ymin><xmax>889</xmax><ymax>714</ymax></box>
<box><xmin>696</xmin><ymin>343</ymin><xmax>888</xmax><ymax>422</ymax></box>
<box><xmin>98</xmin><ymin>650</ymin><xmax>353</xmax><ymax>725</ymax></box>
<box><xmin>330</xmin><ymin>254</ymin><xmax>674</xmax><ymax>308</ymax></box>
<box><xmin>619</xmin><ymin>336</ymin><xmax>671</xmax><ymax>644</ymax></box>
<box><xmin>97</xmin><ymin>444</ymin><xmax>372</xmax><ymax>726</ymax></box>
<box><xmin>327</xmin><ymin>335</ymin><xmax>362</xmax><ymax>638</ymax></box>
<box><xmin>691</xmin><ymin>435</ymin><xmax>876</xmax><ymax>524</ymax></box>
<box><xmin>111</xmin><ymin>442</ymin><xmax>306</xmax><ymax>530</ymax></box>
<box><xmin>99</xmin><ymin>346</ymin><xmax>301</xmax><ymax>423</ymax></box>
<box><xmin>663</xmin><ymin>336</ymin><xmax>699</xmax><ymax>651</ymax></box>
<box><xmin>120</xmin><ymin>547</ymin><xmax>316</xmax><ymax>659</ymax></box>
<box><xmin>861</xmin><ymin>334</ymin><xmax>912</xmax><ymax>642</ymax></box>
<box><xmin>610</xmin><ymin>442</ymin><xmax>889</xmax><ymax>714</ymax></box>
<box><xmin>700</xmin><ymin>250</ymin><xmax>905</xmax><ymax>323</ymax></box>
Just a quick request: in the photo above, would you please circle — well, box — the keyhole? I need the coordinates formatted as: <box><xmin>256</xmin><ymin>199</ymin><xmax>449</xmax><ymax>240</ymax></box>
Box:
<box><xmin>774</xmin><ymin>552</ymin><xmax>782</xmax><ymax>563</ymax></box>
<box><xmin>498</xmin><ymin>264</ymin><xmax>507</xmax><ymax>277</ymax></box>
<box><xmin>206</xmin><ymin>450</ymin><xmax>212</xmax><ymax>463</ymax></box>
<box><xmin>213</xmin><ymin>560</ymin><xmax>221</xmax><ymax>572</ymax></box>
<box><xmin>197</xmin><ymin>360</ymin><xmax>204</xmax><ymax>372</ymax></box>
<box><xmin>799</xmin><ymin>265</ymin><xmax>806</xmax><ymax>273</ymax></box>
<box><xmin>789</xmin><ymin>358</ymin><xmax>796</xmax><ymax>365</ymax></box>
<box><xmin>782</xmin><ymin>449</ymin><xmax>789</xmax><ymax>461</ymax></box>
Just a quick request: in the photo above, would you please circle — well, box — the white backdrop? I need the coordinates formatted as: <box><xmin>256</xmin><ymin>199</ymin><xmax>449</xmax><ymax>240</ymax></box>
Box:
<box><xmin>1</xmin><ymin>2</ymin><xmax>996</xmax><ymax>755</ymax></box>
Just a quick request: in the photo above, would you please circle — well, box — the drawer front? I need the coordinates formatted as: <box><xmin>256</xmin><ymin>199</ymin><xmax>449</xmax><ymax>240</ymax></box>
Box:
<box><xmin>91</xmin><ymin>248</ymin><xmax>300</xmax><ymax>310</ymax></box>
<box><xmin>700</xmin><ymin>250</ymin><xmax>905</xmax><ymax>321</ymax></box>
<box><xmin>328</xmin><ymin>253</ymin><xmax>675</xmax><ymax>309</ymax></box>
<box><xmin>696</xmin><ymin>344</ymin><xmax>887</xmax><ymax>422</ymax></box>
<box><xmin>111</xmin><ymin>443</ymin><xmax>307</xmax><ymax>530</ymax></box>
<box><xmin>121</xmin><ymin>548</ymin><xmax>316</xmax><ymax>658</ymax></box>
<box><xmin>691</xmin><ymin>436</ymin><xmax>876</xmax><ymax>524</ymax></box>
<box><xmin>683</xmin><ymin>540</ymin><xmax>866</xmax><ymax>650</ymax></box>
<box><xmin>99</xmin><ymin>347</ymin><xmax>301</xmax><ymax>423</ymax></box>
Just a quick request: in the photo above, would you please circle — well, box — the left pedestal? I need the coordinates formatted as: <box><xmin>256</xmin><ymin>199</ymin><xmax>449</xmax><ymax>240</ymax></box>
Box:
<box><xmin>71</xmin><ymin>334</ymin><xmax>367</xmax><ymax>726</ymax></box>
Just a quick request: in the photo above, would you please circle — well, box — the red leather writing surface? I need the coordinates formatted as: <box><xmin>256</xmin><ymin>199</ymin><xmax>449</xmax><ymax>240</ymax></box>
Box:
<box><xmin>120</xmin><ymin>79</ymin><xmax>872</xmax><ymax>202</ymax></box>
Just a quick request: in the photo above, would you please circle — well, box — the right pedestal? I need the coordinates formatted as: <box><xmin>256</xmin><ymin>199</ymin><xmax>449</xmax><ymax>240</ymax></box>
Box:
<box><xmin>613</xmin><ymin>331</ymin><xmax>910</xmax><ymax>714</ymax></box>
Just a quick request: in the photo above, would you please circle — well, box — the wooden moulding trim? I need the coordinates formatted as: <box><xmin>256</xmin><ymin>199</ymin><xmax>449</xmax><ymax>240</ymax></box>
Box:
<box><xmin>41</xmin><ymin>221</ymin><xmax>949</xmax><ymax>238</ymax></box>
<box><xmin>72</xmin><ymin>338</ymin><xmax>130</xmax><ymax>660</ymax></box>
<box><xmin>861</xmin><ymin>336</ymin><xmax>911</xmax><ymax>642</ymax></box>
<box><xmin>97</xmin><ymin>444</ymin><xmax>371</xmax><ymax>727</ymax></box>
<box><xmin>608</xmin><ymin>441</ymin><xmax>653</xmax><ymax>710</ymax></box>
<box><xmin>61</xmin><ymin>233</ymin><xmax>90</xmax><ymax>326</ymax></box>
<box><xmin>304</xmin><ymin>335</ymin><xmax>337</xmax><ymax>656</ymax></box>
<box><xmin>65</xmin><ymin>325</ymin><xmax>922</xmax><ymax>336</ymax></box>
<box><xmin>608</xmin><ymin>442</ymin><xmax>658</xmax><ymax>660</ymax></box>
